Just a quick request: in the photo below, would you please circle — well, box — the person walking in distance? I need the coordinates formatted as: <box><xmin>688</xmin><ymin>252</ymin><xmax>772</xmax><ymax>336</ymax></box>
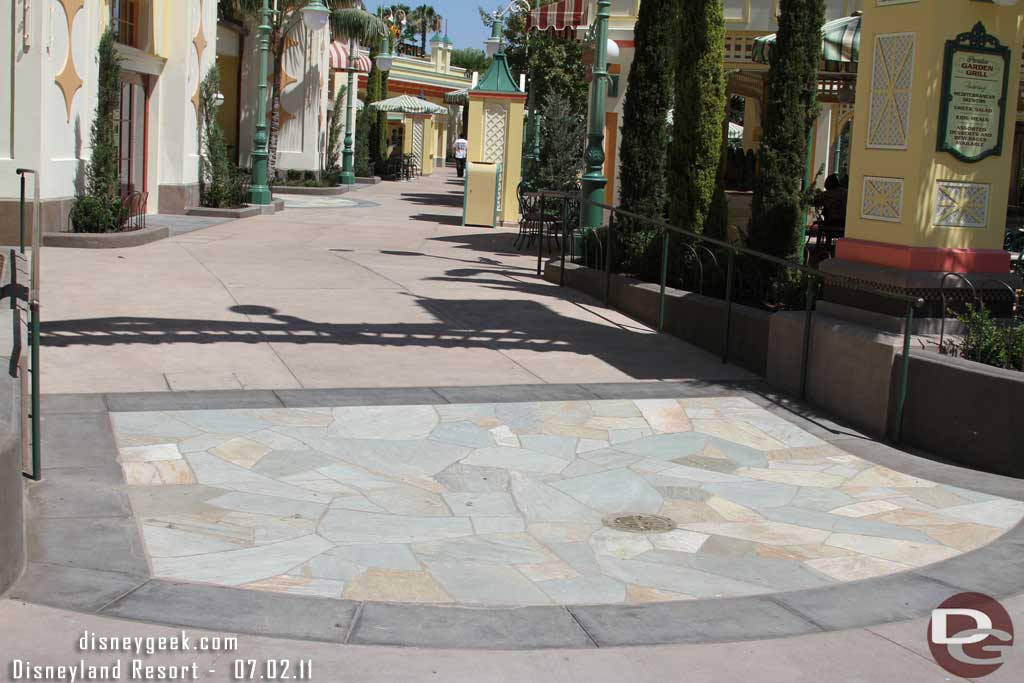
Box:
<box><xmin>453</xmin><ymin>134</ymin><xmax>468</xmax><ymax>178</ymax></box>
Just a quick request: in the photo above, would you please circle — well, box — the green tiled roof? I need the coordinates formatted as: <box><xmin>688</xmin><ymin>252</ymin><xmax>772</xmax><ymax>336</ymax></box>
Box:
<box><xmin>472</xmin><ymin>53</ymin><xmax>522</xmax><ymax>95</ymax></box>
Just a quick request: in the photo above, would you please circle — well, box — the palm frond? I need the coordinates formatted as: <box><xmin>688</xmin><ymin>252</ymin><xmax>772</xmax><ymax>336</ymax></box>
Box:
<box><xmin>331</xmin><ymin>8</ymin><xmax>387</xmax><ymax>43</ymax></box>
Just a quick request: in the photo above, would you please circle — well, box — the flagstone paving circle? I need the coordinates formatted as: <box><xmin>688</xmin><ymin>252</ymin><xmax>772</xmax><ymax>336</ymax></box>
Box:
<box><xmin>110</xmin><ymin>397</ymin><xmax>1024</xmax><ymax>607</ymax></box>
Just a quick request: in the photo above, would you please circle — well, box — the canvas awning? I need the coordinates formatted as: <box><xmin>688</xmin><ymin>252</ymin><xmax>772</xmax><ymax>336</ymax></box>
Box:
<box><xmin>752</xmin><ymin>12</ymin><xmax>861</xmax><ymax>66</ymax></box>
<box><xmin>329</xmin><ymin>41</ymin><xmax>373</xmax><ymax>72</ymax></box>
<box><xmin>367</xmin><ymin>94</ymin><xmax>448</xmax><ymax>115</ymax></box>
<box><xmin>444</xmin><ymin>89</ymin><xmax>469</xmax><ymax>106</ymax></box>
<box><xmin>526</xmin><ymin>0</ymin><xmax>589</xmax><ymax>38</ymax></box>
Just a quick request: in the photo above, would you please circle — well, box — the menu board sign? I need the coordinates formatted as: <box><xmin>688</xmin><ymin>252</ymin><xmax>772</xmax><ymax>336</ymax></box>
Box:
<box><xmin>937</xmin><ymin>23</ymin><xmax>1010</xmax><ymax>164</ymax></box>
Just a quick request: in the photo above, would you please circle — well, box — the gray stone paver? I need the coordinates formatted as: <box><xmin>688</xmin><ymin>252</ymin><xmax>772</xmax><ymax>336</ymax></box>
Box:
<box><xmin>97</xmin><ymin>396</ymin><xmax>1024</xmax><ymax>607</ymax></box>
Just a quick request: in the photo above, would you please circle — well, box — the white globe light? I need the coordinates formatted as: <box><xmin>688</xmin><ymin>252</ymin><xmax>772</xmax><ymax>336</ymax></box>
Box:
<box><xmin>375</xmin><ymin>53</ymin><xmax>395</xmax><ymax>71</ymax></box>
<box><xmin>606</xmin><ymin>39</ymin><xmax>620</xmax><ymax>63</ymax></box>
<box><xmin>301</xmin><ymin>1</ymin><xmax>331</xmax><ymax>31</ymax></box>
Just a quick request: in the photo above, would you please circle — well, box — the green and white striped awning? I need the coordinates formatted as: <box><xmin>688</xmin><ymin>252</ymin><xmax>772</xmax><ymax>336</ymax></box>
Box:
<box><xmin>752</xmin><ymin>12</ymin><xmax>861</xmax><ymax>66</ymax></box>
<box><xmin>367</xmin><ymin>95</ymin><xmax>449</xmax><ymax>115</ymax></box>
<box><xmin>444</xmin><ymin>89</ymin><xmax>469</xmax><ymax>106</ymax></box>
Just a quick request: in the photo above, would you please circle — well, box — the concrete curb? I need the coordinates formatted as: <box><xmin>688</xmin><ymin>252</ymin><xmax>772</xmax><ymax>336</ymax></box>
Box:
<box><xmin>185</xmin><ymin>199</ymin><xmax>285</xmax><ymax>219</ymax></box>
<box><xmin>42</xmin><ymin>226</ymin><xmax>169</xmax><ymax>249</ymax></box>
<box><xmin>15</xmin><ymin>382</ymin><xmax>1024</xmax><ymax>649</ymax></box>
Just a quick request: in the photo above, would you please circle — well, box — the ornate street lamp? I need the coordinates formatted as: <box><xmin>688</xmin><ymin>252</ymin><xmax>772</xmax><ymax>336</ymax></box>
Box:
<box><xmin>580</xmin><ymin>0</ymin><xmax>612</xmax><ymax>231</ymax></box>
<box><xmin>301</xmin><ymin>0</ymin><xmax>331</xmax><ymax>31</ymax></box>
<box><xmin>248</xmin><ymin>0</ymin><xmax>274</xmax><ymax>205</ymax></box>
<box><xmin>248</xmin><ymin>0</ymin><xmax>332</xmax><ymax>205</ymax></box>
<box><xmin>374</xmin><ymin>7</ymin><xmax>406</xmax><ymax>72</ymax></box>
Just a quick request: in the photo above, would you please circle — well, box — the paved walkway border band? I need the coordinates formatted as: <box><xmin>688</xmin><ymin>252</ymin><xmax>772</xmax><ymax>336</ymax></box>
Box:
<box><xmin>16</xmin><ymin>381</ymin><xmax>1024</xmax><ymax>650</ymax></box>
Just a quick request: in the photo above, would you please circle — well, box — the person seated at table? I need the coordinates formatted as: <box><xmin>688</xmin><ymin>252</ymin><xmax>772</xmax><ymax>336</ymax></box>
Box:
<box><xmin>818</xmin><ymin>174</ymin><xmax>848</xmax><ymax>229</ymax></box>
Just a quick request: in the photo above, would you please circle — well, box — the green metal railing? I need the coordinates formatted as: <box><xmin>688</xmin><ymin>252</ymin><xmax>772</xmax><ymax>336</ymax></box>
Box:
<box><xmin>13</xmin><ymin>168</ymin><xmax>41</xmax><ymax>481</ymax></box>
<box><xmin>529</xmin><ymin>190</ymin><xmax>924</xmax><ymax>444</ymax></box>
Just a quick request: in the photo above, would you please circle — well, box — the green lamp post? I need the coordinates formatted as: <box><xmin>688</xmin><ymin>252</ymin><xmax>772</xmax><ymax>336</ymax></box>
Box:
<box><xmin>580</xmin><ymin>0</ymin><xmax>611</xmax><ymax>230</ymax></box>
<box><xmin>340</xmin><ymin>35</ymin><xmax>358</xmax><ymax>185</ymax></box>
<box><xmin>248</xmin><ymin>0</ymin><xmax>332</xmax><ymax>205</ymax></box>
<box><xmin>248</xmin><ymin>0</ymin><xmax>274</xmax><ymax>205</ymax></box>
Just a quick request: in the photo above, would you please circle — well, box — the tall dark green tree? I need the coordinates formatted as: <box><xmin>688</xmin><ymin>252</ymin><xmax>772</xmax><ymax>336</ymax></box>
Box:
<box><xmin>69</xmin><ymin>26</ymin><xmax>125</xmax><ymax>233</ymax></box>
<box><xmin>747</xmin><ymin>0</ymin><xmax>825</xmax><ymax>260</ymax></box>
<box><xmin>668</xmin><ymin>0</ymin><xmax>726</xmax><ymax>236</ymax></box>
<box><xmin>364</xmin><ymin>46</ymin><xmax>389</xmax><ymax>172</ymax></box>
<box><xmin>617</xmin><ymin>0</ymin><xmax>676</xmax><ymax>268</ymax></box>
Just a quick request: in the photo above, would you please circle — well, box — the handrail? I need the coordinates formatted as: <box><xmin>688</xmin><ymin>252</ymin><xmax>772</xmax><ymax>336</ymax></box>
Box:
<box><xmin>938</xmin><ymin>272</ymin><xmax>979</xmax><ymax>353</ymax></box>
<box><xmin>529</xmin><ymin>190</ymin><xmax>925</xmax><ymax>306</ymax></box>
<box><xmin>532</xmin><ymin>189</ymin><xmax>925</xmax><ymax>444</ymax></box>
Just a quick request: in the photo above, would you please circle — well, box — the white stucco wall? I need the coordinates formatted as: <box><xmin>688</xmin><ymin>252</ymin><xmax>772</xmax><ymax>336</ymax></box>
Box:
<box><xmin>238</xmin><ymin>18</ymin><xmax>330</xmax><ymax>174</ymax></box>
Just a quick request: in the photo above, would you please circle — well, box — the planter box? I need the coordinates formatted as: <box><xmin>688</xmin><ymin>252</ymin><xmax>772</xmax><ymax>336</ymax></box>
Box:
<box><xmin>43</xmin><ymin>225</ymin><xmax>169</xmax><ymax>248</ymax></box>
<box><xmin>895</xmin><ymin>350</ymin><xmax>1024</xmax><ymax>478</ymax></box>
<box><xmin>356</xmin><ymin>176</ymin><xmax>382</xmax><ymax>185</ymax></box>
<box><xmin>544</xmin><ymin>260</ymin><xmax>771</xmax><ymax>376</ymax></box>
<box><xmin>185</xmin><ymin>199</ymin><xmax>284</xmax><ymax>219</ymax></box>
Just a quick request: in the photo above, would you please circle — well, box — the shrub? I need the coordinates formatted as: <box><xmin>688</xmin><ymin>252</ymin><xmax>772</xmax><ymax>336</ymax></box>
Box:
<box><xmin>535</xmin><ymin>92</ymin><xmax>584</xmax><ymax>192</ymax></box>
<box><xmin>324</xmin><ymin>85</ymin><xmax>347</xmax><ymax>175</ymax></box>
<box><xmin>70</xmin><ymin>27</ymin><xmax>125</xmax><ymax>233</ymax></box>
<box><xmin>943</xmin><ymin>304</ymin><xmax>1024</xmax><ymax>372</ymax></box>
<box><xmin>198</xmin><ymin>65</ymin><xmax>247</xmax><ymax>208</ymax></box>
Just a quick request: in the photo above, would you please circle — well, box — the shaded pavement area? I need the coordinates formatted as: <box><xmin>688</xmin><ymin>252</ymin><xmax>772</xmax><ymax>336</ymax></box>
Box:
<box><xmin>40</xmin><ymin>169</ymin><xmax>753</xmax><ymax>393</ymax></box>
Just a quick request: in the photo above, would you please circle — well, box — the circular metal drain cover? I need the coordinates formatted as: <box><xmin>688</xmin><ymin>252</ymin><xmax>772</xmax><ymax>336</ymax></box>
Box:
<box><xmin>602</xmin><ymin>513</ymin><xmax>677</xmax><ymax>534</ymax></box>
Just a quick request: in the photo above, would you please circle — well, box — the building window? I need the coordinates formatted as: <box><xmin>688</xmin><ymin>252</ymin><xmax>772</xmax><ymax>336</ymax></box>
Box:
<box><xmin>111</xmin><ymin>0</ymin><xmax>139</xmax><ymax>48</ymax></box>
<box><xmin>116</xmin><ymin>76</ymin><xmax>147</xmax><ymax>196</ymax></box>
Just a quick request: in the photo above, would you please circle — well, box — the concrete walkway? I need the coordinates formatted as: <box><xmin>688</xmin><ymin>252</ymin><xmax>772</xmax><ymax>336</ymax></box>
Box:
<box><xmin>2</xmin><ymin>598</ymin><xmax>1023</xmax><ymax>682</ymax></box>
<box><xmin>41</xmin><ymin>169</ymin><xmax>752</xmax><ymax>394</ymax></box>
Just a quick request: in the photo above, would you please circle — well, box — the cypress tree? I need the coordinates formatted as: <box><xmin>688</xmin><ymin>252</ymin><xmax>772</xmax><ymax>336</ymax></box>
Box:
<box><xmin>366</xmin><ymin>48</ymin><xmax>389</xmax><ymax>172</ymax></box>
<box><xmin>70</xmin><ymin>27</ymin><xmax>126</xmax><ymax>232</ymax></box>
<box><xmin>617</xmin><ymin>0</ymin><xmax>676</xmax><ymax>270</ymax></box>
<box><xmin>668</xmin><ymin>0</ymin><xmax>726</xmax><ymax>236</ymax></box>
<box><xmin>747</xmin><ymin>0</ymin><xmax>825</xmax><ymax>261</ymax></box>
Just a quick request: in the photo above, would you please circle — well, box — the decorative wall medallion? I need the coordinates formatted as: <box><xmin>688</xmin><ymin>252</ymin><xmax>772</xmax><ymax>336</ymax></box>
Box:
<box><xmin>867</xmin><ymin>32</ymin><xmax>915</xmax><ymax>149</ymax></box>
<box><xmin>54</xmin><ymin>0</ymin><xmax>86</xmax><ymax>122</ymax></box>
<box><xmin>861</xmin><ymin>176</ymin><xmax>904</xmax><ymax>222</ymax></box>
<box><xmin>934</xmin><ymin>180</ymin><xmax>990</xmax><ymax>228</ymax></box>
<box><xmin>191</xmin><ymin>0</ymin><xmax>207</xmax><ymax>117</ymax></box>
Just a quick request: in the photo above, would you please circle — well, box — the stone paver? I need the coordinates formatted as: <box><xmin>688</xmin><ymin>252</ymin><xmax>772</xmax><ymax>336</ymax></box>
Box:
<box><xmin>106</xmin><ymin>396</ymin><xmax>1024</xmax><ymax>606</ymax></box>
<box><xmin>40</xmin><ymin>169</ymin><xmax>753</xmax><ymax>393</ymax></box>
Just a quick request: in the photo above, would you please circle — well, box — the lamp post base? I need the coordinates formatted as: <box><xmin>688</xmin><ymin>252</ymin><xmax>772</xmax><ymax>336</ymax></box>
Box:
<box><xmin>580</xmin><ymin>175</ymin><xmax>607</xmax><ymax>230</ymax></box>
<box><xmin>248</xmin><ymin>185</ymin><xmax>272</xmax><ymax>206</ymax></box>
<box><xmin>340</xmin><ymin>172</ymin><xmax>356</xmax><ymax>186</ymax></box>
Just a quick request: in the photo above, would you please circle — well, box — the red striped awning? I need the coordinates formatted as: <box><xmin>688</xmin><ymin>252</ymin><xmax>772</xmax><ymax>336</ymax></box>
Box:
<box><xmin>329</xmin><ymin>41</ymin><xmax>372</xmax><ymax>72</ymax></box>
<box><xmin>526</xmin><ymin>0</ymin><xmax>589</xmax><ymax>37</ymax></box>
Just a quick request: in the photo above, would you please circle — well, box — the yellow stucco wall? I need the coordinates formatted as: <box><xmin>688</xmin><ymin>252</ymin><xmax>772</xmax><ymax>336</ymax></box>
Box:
<box><xmin>844</xmin><ymin>1</ymin><xmax>1023</xmax><ymax>251</ymax></box>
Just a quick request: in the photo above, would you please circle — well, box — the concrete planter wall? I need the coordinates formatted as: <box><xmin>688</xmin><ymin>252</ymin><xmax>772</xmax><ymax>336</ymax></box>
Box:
<box><xmin>895</xmin><ymin>351</ymin><xmax>1024</xmax><ymax>478</ymax></box>
<box><xmin>186</xmin><ymin>198</ymin><xmax>285</xmax><ymax>219</ymax></box>
<box><xmin>544</xmin><ymin>261</ymin><xmax>771</xmax><ymax>376</ymax></box>
<box><xmin>548</xmin><ymin>260</ymin><xmax>1022</xmax><ymax>478</ymax></box>
<box><xmin>0</xmin><ymin>256</ymin><xmax>24</xmax><ymax>596</ymax></box>
<box><xmin>43</xmin><ymin>225</ymin><xmax>169</xmax><ymax>249</ymax></box>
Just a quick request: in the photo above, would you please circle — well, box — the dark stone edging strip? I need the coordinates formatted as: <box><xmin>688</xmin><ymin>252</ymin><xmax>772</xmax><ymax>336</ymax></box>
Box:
<box><xmin>17</xmin><ymin>382</ymin><xmax>1024</xmax><ymax>649</ymax></box>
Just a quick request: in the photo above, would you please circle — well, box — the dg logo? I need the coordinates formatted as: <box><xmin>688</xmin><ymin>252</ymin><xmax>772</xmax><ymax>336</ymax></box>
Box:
<box><xmin>928</xmin><ymin>592</ymin><xmax>1015</xmax><ymax>678</ymax></box>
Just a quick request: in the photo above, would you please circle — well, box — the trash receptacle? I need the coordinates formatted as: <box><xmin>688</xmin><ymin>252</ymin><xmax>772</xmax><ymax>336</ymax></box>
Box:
<box><xmin>462</xmin><ymin>161</ymin><xmax>502</xmax><ymax>228</ymax></box>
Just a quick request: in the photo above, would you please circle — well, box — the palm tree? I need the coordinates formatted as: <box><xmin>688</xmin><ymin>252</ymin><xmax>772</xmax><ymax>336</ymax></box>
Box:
<box><xmin>220</xmin><ymin>0</ymin><xmax>385</xmax><ymax>176</ymax></box>
<box><xmin>408</xmin><ymin>4</ymin><xmax>440</xmax><ymax>56</ymax></box>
